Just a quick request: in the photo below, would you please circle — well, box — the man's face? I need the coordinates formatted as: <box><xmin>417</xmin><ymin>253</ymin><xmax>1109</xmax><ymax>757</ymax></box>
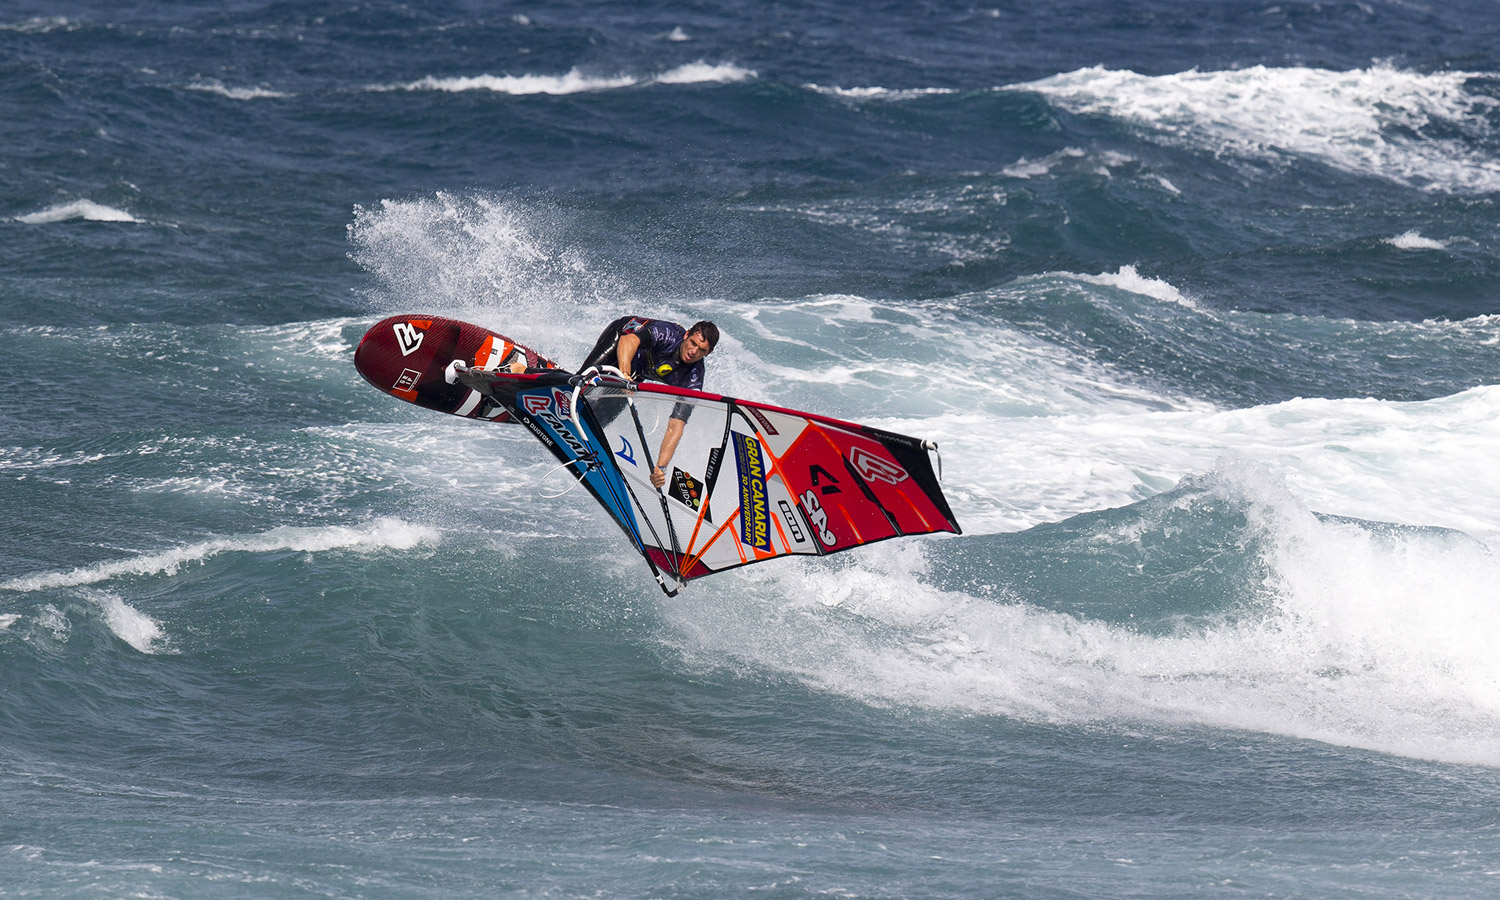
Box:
<box><xmin>678</xmin><ymin>330</ymin><xmax>712</xmax><ymax>364</ymax></box>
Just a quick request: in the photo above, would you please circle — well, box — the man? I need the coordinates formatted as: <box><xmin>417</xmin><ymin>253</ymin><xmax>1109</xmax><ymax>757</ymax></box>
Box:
<box><xmin>578</xmin><ymin>316</ymin><xmax>719</xmax><ymax>489</ymax></box>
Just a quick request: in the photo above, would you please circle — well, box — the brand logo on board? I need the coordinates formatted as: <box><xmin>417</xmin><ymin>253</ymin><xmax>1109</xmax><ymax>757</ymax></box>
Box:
<box><xmin>393</xmin><ymin>322</ymin><xmax>425</xmax><ymax>356</ymax></box>
<box><xmin>392</xmin><ymin>368</ymin><xmax>422</xmax><ymax>392</ymax></box>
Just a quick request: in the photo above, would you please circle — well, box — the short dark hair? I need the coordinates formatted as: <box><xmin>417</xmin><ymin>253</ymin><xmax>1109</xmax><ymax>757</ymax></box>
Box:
<box><xmin>688</xmin><ymin>321</ymin><xmax>720</xmax><ymax>351</ymax></box>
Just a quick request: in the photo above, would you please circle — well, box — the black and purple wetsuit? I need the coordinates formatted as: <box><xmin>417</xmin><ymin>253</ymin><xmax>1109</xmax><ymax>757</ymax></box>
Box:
<box><xmin>579</xmin><ymin>316</ymin><xmax>706</xmax><ymax>391</ymax></box>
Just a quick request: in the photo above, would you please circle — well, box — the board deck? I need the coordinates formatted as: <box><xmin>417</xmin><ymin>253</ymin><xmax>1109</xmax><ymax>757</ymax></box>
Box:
<box><xmin>353</xmin><ymin>314</ymin><xmax>558</xmax><ymax>424</ymax></box>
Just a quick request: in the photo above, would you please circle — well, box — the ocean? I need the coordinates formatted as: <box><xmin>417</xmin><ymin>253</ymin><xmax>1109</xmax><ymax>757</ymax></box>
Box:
<box><xmin>3</xmin><ymin>1</ymin><xmax>1500</xmax><ymax>896</ymax></box>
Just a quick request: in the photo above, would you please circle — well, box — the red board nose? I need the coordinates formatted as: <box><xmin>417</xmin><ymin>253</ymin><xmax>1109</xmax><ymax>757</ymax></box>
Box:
<box><xmin>354</xmin><ymin>315</ymin><xmax>467</xmax><ymax>409</ymax></box>
<box><xmin>353</xmin><ymin>315</ymin><xmax>558</xmax><ymax>420</ymax></box>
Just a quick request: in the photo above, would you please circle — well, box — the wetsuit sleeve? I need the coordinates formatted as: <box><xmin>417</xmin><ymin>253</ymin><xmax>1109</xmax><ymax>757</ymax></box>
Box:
<box><xmin>668</xmin><ymin>360</ymin><xmax>704</xmax><ymax>421</ymax></box>
<box><xmin>681</xmin><ymin>360</ymin><xmax>704</xmax><ymax>392</ymax></box>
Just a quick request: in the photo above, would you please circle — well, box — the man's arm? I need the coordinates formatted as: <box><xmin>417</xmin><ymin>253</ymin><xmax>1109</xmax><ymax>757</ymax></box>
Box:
<box><xmin>614</xmin><ymin>332</ymin><xmax>641</xmax><ymax>379</ymax></box>
<box><xmin>651</xmin><ymin>416</ymin><xmax>686</xmax><ymax>489</ymax></box>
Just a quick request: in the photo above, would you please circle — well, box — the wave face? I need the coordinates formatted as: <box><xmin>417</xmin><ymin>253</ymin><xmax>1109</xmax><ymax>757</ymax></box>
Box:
<box><xmin>5</xmin><ymin>1</ymin><xmax>1500</xmax><ymax>898</ymax></box>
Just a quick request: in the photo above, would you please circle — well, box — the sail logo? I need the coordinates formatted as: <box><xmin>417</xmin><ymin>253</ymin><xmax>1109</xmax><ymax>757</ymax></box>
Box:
<box><xmin>615</xmin><ymin>436</ymin><xmax>637</xmax><ymax>467</ymax></box>
<box><xmin>777</xmin><ymin>499</ymin><xmax>805</xmax><ymax>543</ymax></box>
<box><xmin>521</xmin><ymin>394</ymin><xmax>551</xmax><ymax>417</ymax></box>
<box><xmin>732</xmin><ymin>432</ymin><xmax>771</xmax><ymax>550</ymax></box>
<box><xmin>521</xmin><ymin>392</ymin><xmax>590</xmax><ymax>462</ymax></box>
<box><xmin>800</xmin><ymin>491</ymin><xmax>836</xmax><ymax>546</ymax></box>
<box><xmin>745</xmin><ymin>406</ymin><xmax>779</xmax><ymax>436</ymax></box>
<box><xmin>850</xmin><ymin>447</ymin><xmax>907</xmax><ymax>484</ymax></box>
<box><xmin>393</xmin><ymin>321</ymin><xmax>425</xmax><ymax>356</ymax></box>
<box><xmin>672</xmin><ymin>468</ymin><xmax>709</xmax><ymax>519</ymax></box>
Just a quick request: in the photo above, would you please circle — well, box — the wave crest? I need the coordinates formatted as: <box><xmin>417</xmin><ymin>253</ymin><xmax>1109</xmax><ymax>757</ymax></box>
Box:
<box><xmin>1</xmin><ymin>518</ymin><xmax>439</xmax><ymax>593</ymax></box>
<box><xmin>385</xmin><ymin>61</ymin><xmax>754</xmax><ymax>96</ymax></box>
<box><xmin>16</xmin><ymin>200</ymin><xmax>140</xmax><ymax>224</ymax></box>
<box><xmin>1012</xmin><ymin>64</ymin><xmax>1500</xmax><ymax>194</ymax></box>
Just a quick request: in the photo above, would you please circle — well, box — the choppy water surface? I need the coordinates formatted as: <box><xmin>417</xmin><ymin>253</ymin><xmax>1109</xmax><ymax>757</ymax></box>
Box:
<box><xmin>4</xmin><ymin>2</ymin><xmax>1500</xmax><ymax>897</ymax></box>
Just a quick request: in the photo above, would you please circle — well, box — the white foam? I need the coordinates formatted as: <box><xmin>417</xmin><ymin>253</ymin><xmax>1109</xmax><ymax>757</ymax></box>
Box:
<box><xmin>0</xmin><ymin>614</ymin><xmax>19</xmax><ymax>630</ymax></box>
<box><xmin>804</xmin><ymin>84</ymin><xmax>958</xmax><ymax>101</ymax></box>
<box><xmin>1012</xmin><ymin>64</ymin><xmax>1500</xmax><ymax>193</ymax></box>
<box><xmin>1074</xmin><ymin>264</ymin><xmax>1200</xmax><ymax>309</ymax></box>
<box><xmin>401</xmin><ymin>69</ymin><xmax>638</xmax><ymax>95</ymax></box>
<box><xmin>134</xmin><ymin>476</ymin><xmax>248</xmax><ymax>498</ymax></box>
<box><xmin>185</xmin><ymin>79</ymin><xmax>289</xmax><ymax>100</ymax></box>
<box><xmin>693</xmin><ymin>291</ymin><xmax>1202</xmax><ymax>423</ymax></box>
<box><xmin>237</xmin><ymin>317</ymin><xmax>354</xmax><ymax>360</ymax></box>
<box><xmin>388</xmin><ymin>61</ymin><xmax>752</xmax><ymax>95</ymax></box>
<box><xmin>34</xmin><ymin>605</ymin><xmax>69</xmax><ymax>642</ymax></box>
<box><xmin>85</xmin><ymin>589</ymin><xmax>167</xmax><ymax>654</ymax></box>
<box><xmin>1001</xmin><ymin>146</ymin><xmax>1088</xmax><ymax>178</ymax></box>
<box><xmin>738</xmin><ymin>183</ymin><xmax>1014</xmax><ymax>266</ymax></box>
<box><xmin>933</xmin><ymin>384</ymin><xmax>1500</xmax><ymax>545</ymax></box>
<box><xmin>0</xmin><ymin>447</ymin><xmax>114</xmax><ymax>471</ymax></box>
<box><xmin>664</xmin><ymin>26</ymin><xmax>692</xmax><ymax>42</ymax></box>
<box><xmin>0</xmin><ymin>16</ymin><xmax>74</xmax><ymax>33</ymax></box>
<box><xmin>1385</xmin><ymin>229</ymin><xmax>1448</xmax><ymax>250</ymax></box>
<box><xmin>0</xmin><ymin>518</ymin><xmax>439</xmax><ymax>593</ymax></box>
<box><xmin>16</xmin><ymin>200</ymin><xmax>140</xmax><ymax>224</ymax></box>
<box><xmin>999</xmin><ymin>146</ymin><xmax>1140</xmax><ymax>180</ymax></box>
<box><xmin>668</xmin><ymin>459</ymin><xmax>1500</xmax><ymax>766</ymax></box>
<box><xmin>654</xmin><ymin>61</ymin><xmax>756</xmax><ymax>85</ymax></box>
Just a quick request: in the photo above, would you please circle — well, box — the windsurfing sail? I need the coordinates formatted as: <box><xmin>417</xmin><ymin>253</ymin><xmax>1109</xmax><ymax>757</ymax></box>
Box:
<box><xmin>451</xmin><ymin>365</ymin><xmax>961</xmax><ymax>595</ymax></box>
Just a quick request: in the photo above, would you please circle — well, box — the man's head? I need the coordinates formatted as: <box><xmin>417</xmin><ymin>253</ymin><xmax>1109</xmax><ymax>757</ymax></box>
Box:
<box><xmin>678</xmin><ymin>321</ymin><xmax>719</xmax><ymax>364</ymax></box>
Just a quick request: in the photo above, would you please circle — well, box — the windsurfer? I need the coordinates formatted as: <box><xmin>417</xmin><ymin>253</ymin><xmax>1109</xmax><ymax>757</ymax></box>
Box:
<box><xmin>578</xmin><ymin>316</ymin><xmax>719</xmax><ymax>489</ymax></box>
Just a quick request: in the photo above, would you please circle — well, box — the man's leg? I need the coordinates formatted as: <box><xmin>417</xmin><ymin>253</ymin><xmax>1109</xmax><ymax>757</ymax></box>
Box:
<box><xmin>578</xmin><ymin>315</ymin><xmax>636</xmax><ymax>373</ymax></box>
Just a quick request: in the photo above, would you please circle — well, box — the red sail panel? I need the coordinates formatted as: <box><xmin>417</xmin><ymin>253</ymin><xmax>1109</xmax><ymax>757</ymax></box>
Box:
<box><xmin>817</xmin><ymin>427</ymin><xmax>956</xmax><ymax>536</ymax></box>
<box><xmin>771</xmin><ymin>422</ymin><xmax>955</xmax><ymax>550</ymax></box>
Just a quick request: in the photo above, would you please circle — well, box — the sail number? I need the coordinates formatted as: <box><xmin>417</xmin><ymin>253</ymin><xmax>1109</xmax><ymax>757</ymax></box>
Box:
<box><xmin>800</xmin><ymin>491</ymin><xmax>837</xmax><ymax>546</ymax></box>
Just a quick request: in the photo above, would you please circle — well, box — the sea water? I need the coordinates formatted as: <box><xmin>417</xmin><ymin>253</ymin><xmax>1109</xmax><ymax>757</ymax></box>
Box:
<box><xmin>3</xmin><ymin>2</ymin><xmax>1500</xmax><ymax>897</ymax></box>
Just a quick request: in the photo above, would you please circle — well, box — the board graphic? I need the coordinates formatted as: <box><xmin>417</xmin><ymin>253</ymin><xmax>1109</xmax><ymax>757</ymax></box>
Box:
<box><xmin>353</xmin><ymin>315</ymin><xmax>557</xmax><ymax>423</ymax></box>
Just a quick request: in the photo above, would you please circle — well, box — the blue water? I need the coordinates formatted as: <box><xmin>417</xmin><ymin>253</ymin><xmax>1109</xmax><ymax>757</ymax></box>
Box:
<box><xmin>5</xmin><ymin>2</ymin><xmax>1500</xmax><ymax>897</ymax></box>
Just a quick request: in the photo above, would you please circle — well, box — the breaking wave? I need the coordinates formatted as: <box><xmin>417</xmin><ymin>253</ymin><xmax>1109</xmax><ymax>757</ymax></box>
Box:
<box><xmin>1011</xmin><ymin>64</ymin><xmax>1500</xmax><ymax>193</ymax></box>
<box><xmin>383</xmin><ymin>61</ymin><xmax>755</xmax><ymax>96</ymax></box>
